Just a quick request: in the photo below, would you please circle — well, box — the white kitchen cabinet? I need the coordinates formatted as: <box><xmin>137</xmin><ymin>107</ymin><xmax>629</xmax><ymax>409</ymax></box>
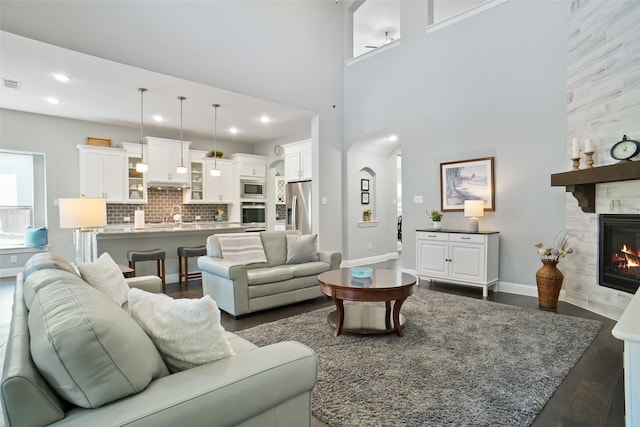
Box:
<box><xmin>283</xmin><ymin>139</ymin><xmax>312</xmax><ymax>181</ymax></box>
<box><xmin>145</xmin><ymin>137</ymin><xmax>191</xmax><ymax>184</ymax></box>
<box><xmin>416</xmin><ymin>230</ymin><xmax>499</xmax><ymax>297</ymax></box>
<box><xmin>121</xmin><ymin>142</ymin><xmax>147</xmax><ymax>204</ymax></box>
<box><xmin>238</xmin><ymin>162</ymin><xmax>266</xmax><ymax>177</ymax></box>
<box><xmin>78</xmin><ymin>145</ymin><xmax>125</xmax><ymax>202</ymax></box>
<box><xmin>205</xmin><ymin>159</ymin><xmax>234</xmax><ymax>203</ymax></box>
<box><xmin>230</xmin><ymin>153</ymin><xmax>267</xmax><ymax>178</ymax></box>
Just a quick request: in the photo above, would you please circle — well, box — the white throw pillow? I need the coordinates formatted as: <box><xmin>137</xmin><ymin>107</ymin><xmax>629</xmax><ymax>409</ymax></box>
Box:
<box><xmin>286</xmin><ymin>234</ymin><xmax>319</xmax><ymax>264</ymax></box>
<box><xmin>77</xmin><ymin>252</ymin><xmax>130</xmax><ymax>306</ymax></box>
<box><xmin>128</xmin><ymin>288</ymin><xmax>235</xmax><ymax>372</ymax></box>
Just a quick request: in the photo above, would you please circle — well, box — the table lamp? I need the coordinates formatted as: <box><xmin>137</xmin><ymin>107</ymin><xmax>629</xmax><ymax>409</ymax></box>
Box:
<box><xmin>464</xmin><ymin>200</ymin><xmax>484</xmax><ymax>233</ymax></box>
<box><xmin>59</xmin><ymin>198</ymin><xmax>107</xmax><ymax>263</ymax></box>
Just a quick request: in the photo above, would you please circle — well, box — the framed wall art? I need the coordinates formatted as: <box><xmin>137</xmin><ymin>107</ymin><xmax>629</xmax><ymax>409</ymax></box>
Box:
<box><xmin>440</xmin><ymin>156</ymin><xmax>495</xmax><ymax>212</ymax></box>
<box><xmin>361</xmin><ymin>192</ymin><xmax>370</xmax><ymax>204</ymax></box>
<box><xmin>361</xmin><ymin>179</ymin><xmax>370</xmax><ymax>191</ymax></box>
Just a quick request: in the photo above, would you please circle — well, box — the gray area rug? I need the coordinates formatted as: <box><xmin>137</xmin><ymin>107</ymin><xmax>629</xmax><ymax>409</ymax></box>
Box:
<box><xmin>237</xmin><ymin>289</ymin><xmax>602</xmax><ymax>427</ymax></box>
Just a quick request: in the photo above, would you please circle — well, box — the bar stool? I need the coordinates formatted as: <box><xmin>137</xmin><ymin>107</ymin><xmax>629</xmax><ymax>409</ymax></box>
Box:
<box><xmin>127</xmin><ymin>249</ymin><xmax>166</xmax><ymax>290</ymax></box>
<box><xmin>177</xmin><ymin>245</ymin><xmax>206</xmax><ymax>287</ymax></box>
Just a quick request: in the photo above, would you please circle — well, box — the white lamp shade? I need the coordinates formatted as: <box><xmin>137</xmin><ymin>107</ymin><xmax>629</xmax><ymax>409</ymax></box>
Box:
<box><xmin>464</xmin><ymin>200</ymin><xmax>485</xmax><ymax>217</ymax></box>
<box><xmin>59</xmin><ymin>198</ymin><xmax>107</xmax><ymax>229</ymax></box>
<box><xmin>135</xmin><ymin>162</ymin><xmax>148</xmax><ymax>173</ymax></box>
<box><xmin>176</xmin><ymin>165</ymin><xmax>188</xmax><ymax>174</ymax></box>
<box><xmin>210</xmin><ymin>168</ymin><xmax>221</xmax><ymax>177</ymax></box>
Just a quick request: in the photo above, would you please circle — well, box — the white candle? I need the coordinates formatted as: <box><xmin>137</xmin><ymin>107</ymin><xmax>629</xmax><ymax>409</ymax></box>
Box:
<box><xmin>584</xmin><ymin>138</ymin><xmax>594</xmax><ymax>153</ymax></box>
<box><xmin>571</xmin><ymin>138</ymin><xmax>580</xmax><ymax>158</ymax></box>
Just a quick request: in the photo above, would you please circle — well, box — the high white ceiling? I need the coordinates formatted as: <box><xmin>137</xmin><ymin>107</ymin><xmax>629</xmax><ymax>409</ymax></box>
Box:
<box><xmin>0</xmin><ymin>31</ymin><xmax>313</xmax><ymax>144</ymax></box>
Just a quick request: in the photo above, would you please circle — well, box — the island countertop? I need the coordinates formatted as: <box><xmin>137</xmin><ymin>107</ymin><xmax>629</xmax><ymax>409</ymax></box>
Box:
<box><xmin>92</xmin><ymin>222</ymin><xmax>260</xmax><ymax>281</ymax></box>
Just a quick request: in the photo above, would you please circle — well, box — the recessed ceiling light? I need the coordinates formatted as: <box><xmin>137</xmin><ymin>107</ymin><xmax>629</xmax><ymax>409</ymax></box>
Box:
<box><xmin>44</xmin><ymin>96</ymin><xmax>59</xmax><ymax>105</ymax></box>
<box><xmin>389</xmin><ymin>135</ymin><xmax>398</xmax><ymax>142</ymax></box>
<box><xmin>153</xmin><ymin>115</ymin><xmax>163</xmax><ymax>122</ymax></box>
<box><xmin>229</xmin><ymin>127</ymin><xmax>238</xmax><ymax>134</ymax></box>
<box><xmin>52</xmin><ymin>73</ymin><xmax>70</xmax><ymax>83</ymax></box>
<box><xmin>260</xmin><ymin>115</ymin><xmax>270</xmax><ymax>123</ymax></box>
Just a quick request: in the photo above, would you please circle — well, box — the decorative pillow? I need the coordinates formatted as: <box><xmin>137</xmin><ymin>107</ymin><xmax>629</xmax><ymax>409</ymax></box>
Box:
<box><xmin>128</xmin><ymin>288</ymin><xmax>235</xmax><ymax>373</ymax></box>
<box><xmin>28</xmin><ymin>279</ymin><xmax>169</xmax><ymax>408</ymax></box>
<box><xmin>286</xmin><ymin>234</ymin><xmax>319</xmax><ymax>264</ymax></box>
<box><xmin>77</xmin><ymin>252</ymin><xmax>130</xmax><ymax>306</ymax></box>
<box><xmin>25</xmin><ymin>226</ymin><xmax>48</xmax><ymax>249</ymax></box>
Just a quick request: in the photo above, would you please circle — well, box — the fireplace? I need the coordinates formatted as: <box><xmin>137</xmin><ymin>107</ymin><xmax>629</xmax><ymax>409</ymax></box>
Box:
<box><xmin>599</xmin><ymin>214</ymin><xmax>640</xmax><ymax>294</ymax></box>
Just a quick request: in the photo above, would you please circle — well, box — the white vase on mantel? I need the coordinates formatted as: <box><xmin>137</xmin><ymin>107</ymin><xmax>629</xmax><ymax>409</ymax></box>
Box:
<box><xmin>432</xmin><ymin>221</ymin><xmax>442</xmax><ymax>230</ymax></box>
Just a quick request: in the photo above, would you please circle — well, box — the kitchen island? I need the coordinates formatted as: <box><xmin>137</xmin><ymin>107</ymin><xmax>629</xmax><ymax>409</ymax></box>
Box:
<box><xmin>93</xmin><ymin>222</ymin><xmax>253</xmax><ymax>283</ymax></box>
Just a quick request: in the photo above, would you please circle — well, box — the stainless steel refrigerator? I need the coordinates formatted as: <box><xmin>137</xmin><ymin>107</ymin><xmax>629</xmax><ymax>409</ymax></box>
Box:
<box><xmin>286</xmin><ymin>180</ymin><xmax>312</xmax><ymax>234</ymax></box>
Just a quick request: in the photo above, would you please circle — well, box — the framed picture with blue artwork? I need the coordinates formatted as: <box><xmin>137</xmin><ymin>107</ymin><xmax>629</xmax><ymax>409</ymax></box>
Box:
<box><xmin>440</xmin><ymin>157</ymin><xmax>495</xmax><ymax>212</ymax></box>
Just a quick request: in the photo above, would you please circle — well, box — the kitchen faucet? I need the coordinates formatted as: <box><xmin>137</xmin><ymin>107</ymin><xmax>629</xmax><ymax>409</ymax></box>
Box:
<box><xmin>168</xmin><ymin>205</ymin><xmax>183</xmax><ymax>223</ymax></box>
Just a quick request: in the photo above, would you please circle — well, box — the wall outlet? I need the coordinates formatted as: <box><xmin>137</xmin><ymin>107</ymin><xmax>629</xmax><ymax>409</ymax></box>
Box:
<box><xmin>195</xmin><ymin>215</ymin><xmax>202</xmax><ymax>220</ymax></box>
<box><xmin>10</xmin><ymin>255</ymin><xmax>18</xmax><ymax>263</ymax></box>
<box><xmin>413</xmin><ymin>195</ymin><xmax>423</xmax><ymax>203</ymax></box>
<box><xmin>123</xmin><ymin>216</ymin><xmax>131</xmax><ymax>222</ymax></box>
<box><xmin>321</xmin><ymin>197</ymin><xmax>328</xmax><ymax>205</ymax></box>
<box><xmin>368</xmin><ymin>243</ymin><xmax>372</xmax><ymax>250</ymax></box>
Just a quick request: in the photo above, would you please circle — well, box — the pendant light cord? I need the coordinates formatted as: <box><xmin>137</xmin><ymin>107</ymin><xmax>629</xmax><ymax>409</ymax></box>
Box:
<box><xmin>213</xmin><ymin>104</ymin><xmax>220</xmax><ymax>170</ymax></box>
<box><xmin>179</xmin><ymin>96</ymin><xmax>186</xmax><ymax>167</ymax></box>
<box><xmin>139</xmin><ymin>88</ymin><xmax>147</xmax><ymax>162</ymax></box>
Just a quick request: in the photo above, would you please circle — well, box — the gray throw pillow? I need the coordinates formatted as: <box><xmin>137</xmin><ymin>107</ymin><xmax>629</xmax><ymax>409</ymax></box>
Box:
<box><xmin>29</xmin><ymin>279</ymin><xmax>168</xmax><ymax>408</ymax></box>
<box><xmin>286</xmin><ymin>234</ymin><xmax>319</xmax><ymax>264</ymax></box>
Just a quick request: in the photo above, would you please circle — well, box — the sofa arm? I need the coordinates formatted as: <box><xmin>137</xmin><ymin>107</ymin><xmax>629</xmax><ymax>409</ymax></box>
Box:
<box><xmin>197</xmin><ymin>256</ymin><xmax>247</xmax><ymax>280</ymax></box>
<box><xmin>125</xmin><ymin>276</ymin><xmax>162</xmax><ymax>293</ymax></box>
<box><xmin>319</xmin><ymin>251</ymin><xmax>342</xmax><ymax>270</ymax></box>
<box><xmin>57</xmin><ymin>341</ymin><xmax>317</xmax><ymax>427</ymax></box>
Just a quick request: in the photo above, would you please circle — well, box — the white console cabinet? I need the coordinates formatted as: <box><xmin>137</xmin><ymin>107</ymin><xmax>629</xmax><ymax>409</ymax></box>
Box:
<box><xmin>416</xmin><ymin>230</ymin><xmax>499</xmax><ymax>297</ymax></box>
<box><xmin>612</xmin><ymin>289</ymin><xmax>640</xmax><ymax>427</ymax></box>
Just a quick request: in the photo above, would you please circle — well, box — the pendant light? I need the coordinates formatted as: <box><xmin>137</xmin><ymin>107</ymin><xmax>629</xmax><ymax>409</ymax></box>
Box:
<box><xmin>135</xmin><ymin>88</ymin><xmax>149</xmax><ymax>173</ymax></box>
<box><xmin>176</xmin><ymin>96</ymin><xmax>187</xmax><ymax>174</ymax></box>
<box><xmin>210</xmin><ymin>103</ymin><xmax>221</xmax><ymax>177</ymax></box>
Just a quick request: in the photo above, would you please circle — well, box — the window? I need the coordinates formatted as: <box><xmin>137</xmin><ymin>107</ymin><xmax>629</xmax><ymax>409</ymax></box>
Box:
<box><xmin>0</xmin><ymin>150</ymin><xmax>47</xmax><ymax>247</ymax></box>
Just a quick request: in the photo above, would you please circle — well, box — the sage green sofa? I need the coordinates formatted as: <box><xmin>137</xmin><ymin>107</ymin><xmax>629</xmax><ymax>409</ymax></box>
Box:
<box><xmin>1</xmin><ymin>253</ymin><xmax>318</xmax><ymax>427</ymax></box>
<box><xmin>198</xmin><ymin>231</ymin><xmax>342</xmax><ymax>317</ymax></box>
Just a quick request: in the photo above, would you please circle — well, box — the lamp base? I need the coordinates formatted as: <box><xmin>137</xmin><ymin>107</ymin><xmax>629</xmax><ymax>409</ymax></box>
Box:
<box><xmin>468</xmin><ymin>218</ymin><xmax>479</xmax><ymax>233</ymax></box>
<box><xmin>73</xmin><ymin>229</ymin><xmax>97</xmax><ymax>264</ymax></box>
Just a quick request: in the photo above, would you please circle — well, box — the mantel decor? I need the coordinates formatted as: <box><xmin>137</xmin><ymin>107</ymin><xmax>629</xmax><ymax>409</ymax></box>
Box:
<box><xmin>550</xmin><ymin>161</ymin><xmax>640</xmax><ymax>213</ymax></box>
<box><xmin>440</xmin><ymin>157</ymin><xmax>495</xmax><ymax>212</ymax></box>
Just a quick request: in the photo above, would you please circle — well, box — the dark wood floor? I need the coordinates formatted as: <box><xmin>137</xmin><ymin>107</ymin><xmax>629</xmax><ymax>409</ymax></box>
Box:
<box><xmin>167</xmin><ymin>277</ymin><xmax>625</xmax><ymax>427</ymax></box>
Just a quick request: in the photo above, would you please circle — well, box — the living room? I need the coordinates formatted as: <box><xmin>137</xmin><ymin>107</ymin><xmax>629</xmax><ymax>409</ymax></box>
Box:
<box><xmin>1</xmin><ymin>0</ymin><xmax>639</xmax><ymax>426</ymax></box>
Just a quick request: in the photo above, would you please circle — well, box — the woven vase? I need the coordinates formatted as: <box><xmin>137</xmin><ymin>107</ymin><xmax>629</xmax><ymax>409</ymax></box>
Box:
<box><xmin>536</xmin><ymin>259</ymin><xmax>563</xmax><ymax>308</ymax></box>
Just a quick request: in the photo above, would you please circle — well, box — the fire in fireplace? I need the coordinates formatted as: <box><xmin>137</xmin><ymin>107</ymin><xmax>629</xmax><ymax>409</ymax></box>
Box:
<box><xmin>599</xmin><ymin>214</ymin><xmax>640</xmax><ymax>294</ymax></box>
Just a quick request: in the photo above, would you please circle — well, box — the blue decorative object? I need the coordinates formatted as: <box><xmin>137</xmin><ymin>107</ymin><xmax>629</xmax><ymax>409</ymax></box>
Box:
<box><xmin>351</xmin><ymin>267</ymin><xmax>373</xmax><ymax>278</ymax></box>
<box><xmin>25</xmin><ymin>226</ymin><xmax>48</xmax><ymax>249</ymax></box>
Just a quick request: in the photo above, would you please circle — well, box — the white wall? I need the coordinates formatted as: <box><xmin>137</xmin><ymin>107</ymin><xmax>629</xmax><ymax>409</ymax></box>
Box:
<box><xmin>0</xmin><ymin>0</ymin><xmax>345</xmax><ymax>252</ymax></box>
<box><xmin>344</xmin><ymin>0</ymin><xmax>569</xmax><ymax>289</ymax></box>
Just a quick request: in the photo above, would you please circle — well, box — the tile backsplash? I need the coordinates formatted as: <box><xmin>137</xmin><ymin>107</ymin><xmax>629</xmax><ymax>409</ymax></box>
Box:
<box><xmin>106</xmin><ymin>188</ymin><xmax>227</xmax><ymax>224</ymax></box>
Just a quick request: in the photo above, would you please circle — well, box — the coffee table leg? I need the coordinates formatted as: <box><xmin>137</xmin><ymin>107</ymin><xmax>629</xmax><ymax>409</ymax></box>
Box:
<box><xmin>393</xmin><ymin>298</ymin><xmax>407</xmax><ymax>337</ymax></box>
<box><xmin>385</xmin><ymin>301</ymin><xmax>392</xmax><ymax>330</ymax></box>
<box><xmin>334</xmin><ymin>299</ymin><xmax>344</xmax><ymax>337</ymax></box>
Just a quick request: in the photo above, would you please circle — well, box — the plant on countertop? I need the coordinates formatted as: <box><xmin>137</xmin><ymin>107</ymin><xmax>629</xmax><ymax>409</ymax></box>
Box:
<box><xmin>534</xmin><ymin>231</ymin><xmax>573</xmax><ymax>261</ymax></box>
<box><xmin>363</xmin><ymin>209</ymin><xmax>372</xmax><ymax>216</ymax></box>
<box><xmin>428</xmin><ymin>210</ymin><xmax>443</xmax><ymax>222</ymax></box>
<box><xmin>207</xmin><ymin>150</ymin><xmax>224</xmax><ymax>158</ymax></box>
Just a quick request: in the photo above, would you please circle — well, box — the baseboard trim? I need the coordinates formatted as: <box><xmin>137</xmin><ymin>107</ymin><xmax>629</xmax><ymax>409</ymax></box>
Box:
<box><xmin>342</xmin><ymin>252</ymin><xmax>399</xmax><ymax>268</ymax></box>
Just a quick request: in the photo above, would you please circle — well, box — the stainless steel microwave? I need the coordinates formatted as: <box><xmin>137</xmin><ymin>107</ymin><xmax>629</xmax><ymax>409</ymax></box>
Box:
<box><xmin>241</xmin><ymin>179</ymin><xmax>265</xmax><ymax>199</ymax></box>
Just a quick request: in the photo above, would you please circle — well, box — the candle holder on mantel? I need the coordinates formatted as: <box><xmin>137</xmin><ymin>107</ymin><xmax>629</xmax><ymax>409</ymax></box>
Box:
<box><xmin>571</xmin><ymin>157</ymin><xmax>581</xmax><ymax>171</ymax></box>
<box><xmin>584</xmin><ymin>151</ymin><xmax>595</xmax><ymax>168</ymax></box>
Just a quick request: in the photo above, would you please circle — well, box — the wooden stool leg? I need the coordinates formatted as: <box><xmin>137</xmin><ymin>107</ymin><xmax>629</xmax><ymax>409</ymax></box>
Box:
<box><xmin>161</xmin><ymin>258</ymin><xmax>166</xmax><ymax>291</ymax></box>
<box><xmin>128</xmin><ymin>261</ymin><xmax>136</xmax><ymax>277</ymax></box>
<box><xmin>178</xmin><ymin>255</ymin><xmax>183</xmax><ymax>286</ymax></box>
<box><xmin>183</xmin><ymin>256</ymin><xmax>189</xmax><ymax>288</ymax></box>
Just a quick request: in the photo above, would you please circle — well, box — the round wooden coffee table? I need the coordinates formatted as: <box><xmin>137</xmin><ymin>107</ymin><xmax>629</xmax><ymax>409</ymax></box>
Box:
<box><xmin>318</xmin><ymin>268</ymin><xmax>416</xmax><ymax>337</ymax></box>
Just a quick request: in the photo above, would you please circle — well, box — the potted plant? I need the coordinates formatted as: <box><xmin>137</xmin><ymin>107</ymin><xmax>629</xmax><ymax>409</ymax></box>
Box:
<box><xmin>428</xmin><ymin>210</ymin><xmax>443</xmax><ymax>229</ymax></box>
<box><xmin>207</xmin><ymin>150</ymin><xmax>224</xmax><ymax>158</ymax></box>
<box><xmin>363</xmin><ymin>209</ymin><xmax>372</xmax><ymax>221</ymax></box>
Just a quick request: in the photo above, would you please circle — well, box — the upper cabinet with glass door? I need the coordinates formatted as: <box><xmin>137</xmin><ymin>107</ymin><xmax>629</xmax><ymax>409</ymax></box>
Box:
<box><xmin>183</xmin><ymin>150</ymin><xmax>207</xmax><ymax>204</ymax></box>
<box><xmin>121</xmin><ymin>142</ymin><xmax>147</xmax><ymax>203</ymax></box>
